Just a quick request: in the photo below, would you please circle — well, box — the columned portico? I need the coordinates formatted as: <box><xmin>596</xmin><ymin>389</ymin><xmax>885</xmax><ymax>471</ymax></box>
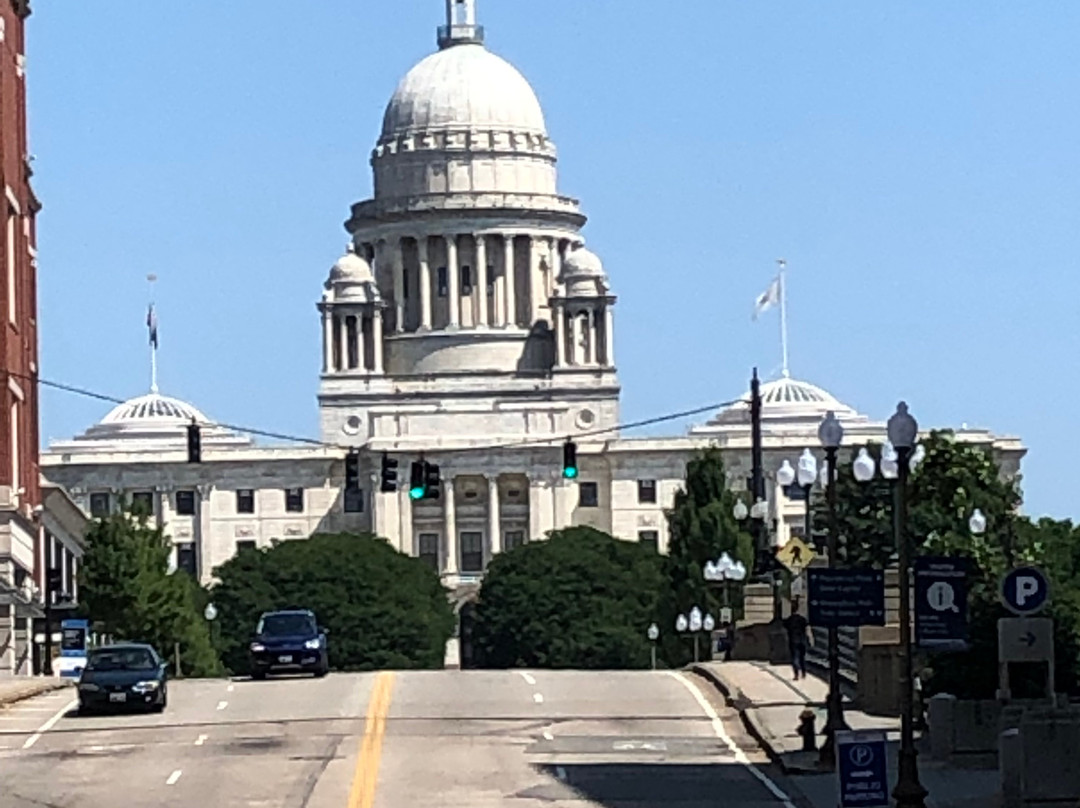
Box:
<box><xmin>487</xmin><ymin>475</ymin><xmax>501</xmax><ymax>556</ymax></box>
<box><xmin>442</xmin><ymin>477</ymin><xmax>458</xmax><ymax>574</ymax></box>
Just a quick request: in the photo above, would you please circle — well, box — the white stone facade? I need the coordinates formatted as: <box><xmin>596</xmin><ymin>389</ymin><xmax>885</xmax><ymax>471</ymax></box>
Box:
<box><xmin>41</xmin><ymin>2</ymin><xmax>1025</xmax><ymax>593</ymax></box>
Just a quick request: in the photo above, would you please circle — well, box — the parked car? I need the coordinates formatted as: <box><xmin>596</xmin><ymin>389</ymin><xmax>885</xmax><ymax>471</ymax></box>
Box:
<box><xmin>249</xmin><ymin>609</ymin><xmax>329</xmax><ymax>679</ymax></box>
<box><xmin>77</xmin><ymin>643</ymin><xmax>168</xmax><ymax>714</ymax></box>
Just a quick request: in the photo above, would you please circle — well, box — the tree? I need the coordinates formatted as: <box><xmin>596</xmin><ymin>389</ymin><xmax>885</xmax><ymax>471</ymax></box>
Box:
<box><xmin>210</xmin><ymin>533</ymin><xmax>454</xmax><ymax>674</ymax></box>
<box><xmin>78</xmin><ymin>509</ymin><xmax>219</xmax><ymax>677</ymax></box>
<box><xmin>470</xmin><ymin>527</ymin><xmax>665</xmax><ymax>669</ymax></box>
<box><xmin>661</xmin><ymin>447</ymin><xmax>753</xmax><ymax>666</ymax></box>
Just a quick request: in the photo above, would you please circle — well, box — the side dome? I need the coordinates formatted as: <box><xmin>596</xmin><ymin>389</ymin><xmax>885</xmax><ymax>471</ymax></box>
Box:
<box><xmin>560</xmin><ymin>246</ymin><xmax>608</xmax><ymax>297</ymax></box>
<box><xmin>380</xmin><ymin>44</ymin><xmax>547</xmax><ymax>141</ymax></box>
<box><xmin>328</xmin><ymin>246</ymin><xmax>374</xmax><ymax>285</ymax></box>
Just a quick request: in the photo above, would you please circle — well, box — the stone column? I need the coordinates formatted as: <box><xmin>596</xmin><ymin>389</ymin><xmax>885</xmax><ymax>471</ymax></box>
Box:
<box><xmin>604</xmin><ymin>306</ymin><xmax>615</xmax><ymax>366</ymax></box>
<box><xmin>475</xmin><ymin>234</ymin><xmax>488</xmax><ymax>326</ymax></box>
<box><xmin>443</xmin><ymin>477</ymin><xmax>458</xmax><ymax>574</ymax></box>
<box><xmin>528</xmin><ymin>474</ymin><xmax>553</xmax><ymax>541</ymax></box>
<box><xmin>372</xmin><ymin>308</ymin><xmax>385</xmax><ymax>374</ymax></box>
<box><xmin>503</xmin><ymin>234</ymin><xmax>516</xmax><ymax>327</ymax></box>
<box><xmin>196</xmin><ymin>484</ymin><xmax>213</xmax><ymax>584</ymax></box>
<box><xmin>322</xmin><ymin>307</ymin><xmax>333</xmax><ymax>373</ymax></box>
<box><xmin>356</xmin><ymin>315</ymin><xmax>367</xmax><ymax>372</ymax></box>
<box><xmin>554</xmin><ymin>306</ymin><xmax>566</xmax><ymax>367</ymax></box>
<box><xmin>549</xmin><ymin>238</ymin><xmax>560</xmax><ymax>299</ymax></box>
<box><xmin>392</xmin><ymin>239</ymin><xmax>405</xmax><ymax>332</ymax></box>
<box><xmin>398</xmin><ymin>486</ymin><xmax>413</xmax><ymax>556</ymax></box>
<box><xmin>446</xmin><ymin>235</ymin><xmax>460</xmax><ymax>327</ymax></box>
<box><xmin>336</xmin><ymin>315</ymin><xmax>348</xmax><ymax>371</ymax></box>
<box><xmin>529</xmin><ymin>236</ymin><xmax>543</xmax><ymax>323</ymax></box>
<box><xmin>554</xmin><ymin>478</ymin><xmax>575</xmax><ymax>531</ymax></box>
<box><xmin>418</xmin><ymin>237</ymin><xmax>432</xmax><ymax>330</ymax></box>
<box><xmin>571</xmin><ymin>310</ymin><xmax>583</xmax><ymax>366</ymax></box>
<box><xmin>487</xmin><ymin>475</ymin><xmax>501</xmax><ymax>558</ymax></box>
<box><xmin>586</xmin><ymin>309</ymin><xmax>597</xmax><ymax>366</ymax></box>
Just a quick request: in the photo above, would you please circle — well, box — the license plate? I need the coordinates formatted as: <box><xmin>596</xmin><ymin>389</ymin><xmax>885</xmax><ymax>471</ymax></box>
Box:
<box><xmin>109</xmin><ymin>692</ymin><xmax>127</xmax><ymax>703</ymax></box>
<box><xmin>278</xmin><ymin>655</ymin><xmax>292</xmax><ymax>663</ymax></box>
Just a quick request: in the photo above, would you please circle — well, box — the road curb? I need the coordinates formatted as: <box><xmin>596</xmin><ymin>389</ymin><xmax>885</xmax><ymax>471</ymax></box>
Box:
<box><xmin>0</xmin><ymin>679</ymin><xmax>73</xmax><ymax>709</ymax></box>
<box><xmin>689</xmin><ymin>664</ymin><xmax>824</xmax><ymax>775</ymax></box>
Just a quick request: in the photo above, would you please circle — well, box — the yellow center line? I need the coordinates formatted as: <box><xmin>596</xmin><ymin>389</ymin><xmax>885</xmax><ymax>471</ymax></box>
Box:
<box><xmin>348</xmin><ymin>671</ymin><xmax>395</xmax><ymax>808</ymax></box>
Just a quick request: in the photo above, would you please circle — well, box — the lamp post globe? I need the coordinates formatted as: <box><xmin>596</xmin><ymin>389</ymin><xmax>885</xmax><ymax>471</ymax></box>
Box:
<box><xmin>797</xmin><ymin>449</ymin><xmax>818</xmax><ymax>487</ymax></box>
<box><xmin>204</xmin><ymin>603</ymin><xmax>218</xmax><ymax>622</ymax></box>
<box><xmin>777</xmin><ymin>459</ymin><xmax>796</xmax><ymax>487</ymax></box>
<box><xmin>969</xmin><ymin>508</ymin><xmax>987</xmax><ymax>535</ymax></box>
<box><xmin>733</xmin><ymin>499</ymin><xmax>749</xmax><ymax>521</ymax></box>
<box><xmin>676</xmin><ymin>614</ymin><xmax>689</xmax><ymax>633</ymax></box>
<box><xmin>853</xmin><ymin>448</ymin><xmax>876</xmax><ymax>483</ymax></box>
<box><xmin>703</xmin><ymin>614</ymin><xmax>716</xmax><ymax>632</ymax></box>
<box><xmin>647</xmin><ymin>623</ymin><xmax>659</xmax><ymax>642</ymax></box>
<box><xmin>818</xmin><ymin>410</ymin><xmax>844</xmax><ymax>449</ymax></box>
<box><xmin>887</xmin><ymin>401</ymin><xmax>919</xmax><ymax>449</ymax></box>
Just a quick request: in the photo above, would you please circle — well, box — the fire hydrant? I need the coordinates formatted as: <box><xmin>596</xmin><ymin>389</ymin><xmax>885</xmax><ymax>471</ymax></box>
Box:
<box><xmin>797</xmin><ymin>708</ymin><xmax>817</xmax><ymax>752</ymax></box>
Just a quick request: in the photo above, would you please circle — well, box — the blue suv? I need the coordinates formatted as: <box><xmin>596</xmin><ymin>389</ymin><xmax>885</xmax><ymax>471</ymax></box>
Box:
<box><xmin>248</xmin><ymin>609</ymin><xmax>329</xmax><ymax>679</ymax></box>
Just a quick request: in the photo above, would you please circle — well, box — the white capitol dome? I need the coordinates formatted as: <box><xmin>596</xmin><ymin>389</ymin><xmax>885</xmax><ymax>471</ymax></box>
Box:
<box><xmin>692</xmin><ymin>376</ymin><xmax>868</xmax><ymax>433</ymax></box>
<box><xmin>380</xmin><ymin>44</ymin><xmax>547</xmax><ymax>142</ymax></box>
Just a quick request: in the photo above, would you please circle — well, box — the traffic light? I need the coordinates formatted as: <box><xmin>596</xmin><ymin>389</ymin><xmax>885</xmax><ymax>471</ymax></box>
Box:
<box><xmin>345</xmin><ymin>450</ymin><xmax>361</xmax><ymax>491</ymax></box>
<box><xmin>409</xmin><ymin>461</ymin><xmax>426</xmax><ymax>500</ymax></box>
<box><xmin>187</xmin><ymin>421</ymin><xmax>201</xmax><ymax>463</ymax></box>
<box><xmin>424</xmin><ymin>462</ymin><xmax>441</xmax><ymax>499</ymax></box>
<box><xmin>379</xmin><ymin>452</ymin><xmax>398</xmax><ymax>493</ymax></box>
<box><xmin>562</xmin><ymin>439</ymin><xmax>578</xmax><ymax>479</ymax></box>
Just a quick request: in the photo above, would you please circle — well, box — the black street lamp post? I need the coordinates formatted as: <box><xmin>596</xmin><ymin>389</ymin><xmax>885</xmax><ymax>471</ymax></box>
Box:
<box><xmin>817</xmin><ymin>411</ymin><xmax>849</xmax><ymax>768</ymax></box>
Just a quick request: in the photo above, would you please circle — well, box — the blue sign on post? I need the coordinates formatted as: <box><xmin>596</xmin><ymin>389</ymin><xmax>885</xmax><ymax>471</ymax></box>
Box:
<box><xmin>915</xmin><ymin>557</ymin><xmax>969</xmax><ymax>652</ymax></box>
<box><xmin>57</xmin><ymin>618</ymin><xmax>90</xmax><ymax>679</ymax></box>
<box><xmin>807</xmin><ymin>568</ymin><xmax>886</xmax><ymax>627</ymax></box>
<box><xmin>1000</xmin><ymin>567</ymin><xmax>1050</xmax><ymax>616</ymax></box>
<box><xmin>836</xmin><ymin>729</ymin><xmax>889</xmax><ymax>808</ymax></box>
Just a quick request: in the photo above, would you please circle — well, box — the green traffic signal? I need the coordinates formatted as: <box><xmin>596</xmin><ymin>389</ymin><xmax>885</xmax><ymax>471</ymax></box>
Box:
<box><xmin>562</xmin><ymin>440</ymin><xmax>578</xmax><ymax>479</ymax></box>
<box><xmin>563</xmin><ymin>465</ymin><xmax>578</xmax><ymax>479</ymax></box>
<box><xmin>409</xmin><ymin>485</ymin><xmax>426</xmax><ymax>500</ymax></box>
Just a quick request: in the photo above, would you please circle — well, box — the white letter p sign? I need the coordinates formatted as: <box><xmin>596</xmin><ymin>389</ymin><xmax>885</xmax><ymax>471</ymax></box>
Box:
<box><xmin>1016</xmin><ymin>576</ymin><xmax>1039</xmax><ymax>607</ymax></box>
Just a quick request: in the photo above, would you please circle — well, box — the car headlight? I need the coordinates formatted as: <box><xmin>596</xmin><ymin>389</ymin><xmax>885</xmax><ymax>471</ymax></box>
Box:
<box><xmin>304</xmin><ymin>639</ymin><xmax>320</xmax><ymax>650</ymax></box>
<box><xmin>132</xmin><ymin>680</ymin><xmax>160</xmax><ymax>693</ymax></box>
<box><xmin>250</xmin><ymin>643</ymin><xmax>265</xmax><ymax>652</ymax></box>
<box><xmin>78</xmin><ymin>682</ymin><xmax>101</xmax><ymax>692</ymax></box>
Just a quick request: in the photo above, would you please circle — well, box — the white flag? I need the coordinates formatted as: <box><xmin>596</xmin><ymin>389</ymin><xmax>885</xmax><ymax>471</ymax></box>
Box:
<box><xmin>752</xmin><ymin>277</ymin><xmax>780</xmax><ymax>320</ymax></box>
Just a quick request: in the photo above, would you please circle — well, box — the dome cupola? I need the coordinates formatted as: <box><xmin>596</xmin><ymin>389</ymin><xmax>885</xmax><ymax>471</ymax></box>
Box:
<box><xmin>560</xmin><ymin>246</ymin><xmax>609</xmax><ymax>297</ymax></box>
<box><xmin>326</xmin><ymin>244</ymin><xmax>380</xmax><ymax>304</ymax></box>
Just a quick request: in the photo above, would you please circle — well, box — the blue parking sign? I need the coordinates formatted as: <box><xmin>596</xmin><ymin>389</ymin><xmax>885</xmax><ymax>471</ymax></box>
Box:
<box><xmin>836</xmin><ymin>730</ymin><xmax>889</xmax><ymax>808</ymax></box>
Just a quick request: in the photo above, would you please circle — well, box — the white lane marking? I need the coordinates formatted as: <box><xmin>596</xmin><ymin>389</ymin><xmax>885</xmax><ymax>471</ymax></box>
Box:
<box><xmin>21</xmin><ymin>698</ymin><xmax>77</xmax><ymax>750</ymax></box>
<box><xmin>216</xmin><ymin>700</ymin><xmax>228</xmax><ymax>711</ymax></box>
<box><xmin>533</xmin><ymin>692</ymin><xmax>544</xmax><ymax>704</ymax></box>
<box><xmin>194</xmin><ymin>734</ymin><xmax>208</xmax><ymax>746</ymax></box>
<box><xmin>226</xmin><ymin>684</ymin><xmax>235</xmax><ymax>692</ymax></box>
<box><xmin>669</xmin><ymin>672</ymin><xmax>796</xmax><ymax>808</ymax></box>
<box><xmin>518</xmin><ymin>671</ymin><xmax>537</xmax><ymax>686</ymax></box>
<box><xmin>555</xmin><ymin>766</ymin><xmax>567</xmax><ymax>781</ymax></box>
<box><xmin>542</xmin><ymin>729</ymin><xmax>554</xmax><ymax>741</ymax></box>
<box><xmin>166</xmin><ymin>769</ymin><xmax>183</xmax><ymax>786</ymax></box>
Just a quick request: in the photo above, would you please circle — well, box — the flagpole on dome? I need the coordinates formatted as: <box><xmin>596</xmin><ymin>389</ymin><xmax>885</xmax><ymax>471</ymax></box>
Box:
<box><xmin>146</xmin><ymin>273</ymin><xmax>159</xmax><ymax>394</ymax></box>
<box><xmin>777</xmin><ymin>258</ymin><xmax>789</xmax><ymax>378</ymax></box>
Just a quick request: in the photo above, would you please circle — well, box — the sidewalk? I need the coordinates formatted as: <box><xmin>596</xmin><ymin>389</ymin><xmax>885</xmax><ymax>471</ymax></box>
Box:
<box><xmin>692</xmin><ymin>661</ymin><xmax>1000</xmax><ymax>808</ymax></box>
<box><xmin>0</xmin><ymin>675</ymin><xmax>72</xmax><ymax>708</ymax></box>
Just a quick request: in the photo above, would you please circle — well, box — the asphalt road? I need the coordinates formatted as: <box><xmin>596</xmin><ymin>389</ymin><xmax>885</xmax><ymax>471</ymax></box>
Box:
<box><xmin>0</xmin><ymin>670</ymin><xmax>806</xmax><ymax>808</ymax></box>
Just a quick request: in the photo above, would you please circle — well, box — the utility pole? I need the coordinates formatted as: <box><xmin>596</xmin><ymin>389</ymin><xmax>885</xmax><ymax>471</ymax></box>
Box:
<box><xmin>750</xmin><ymin>368</ymin><xmax>767</xmax><ymax>575</ymax></box>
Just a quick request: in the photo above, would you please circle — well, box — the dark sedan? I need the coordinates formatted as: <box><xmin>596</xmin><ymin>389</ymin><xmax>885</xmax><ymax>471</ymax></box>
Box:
<box><xmin>249</xmin><ymin>610</ymin><xmax>329</xmax><ymax>679</ymax></box>
<box><xmin>77</xmin><ymin>643</ymin><xmax>168</xmax><ymax>714</ymax></box>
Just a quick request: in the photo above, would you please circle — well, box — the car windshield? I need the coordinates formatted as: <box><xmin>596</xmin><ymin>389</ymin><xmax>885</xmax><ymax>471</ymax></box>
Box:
<box><xmin>258</xmin><ymin>613</ymin><xmax>316</xmax><ymax>637</ymax></box>
<box><xmin>86</xmin><ymin>648</ymin><xmax>157</xmax><ymax>671</ymax></box>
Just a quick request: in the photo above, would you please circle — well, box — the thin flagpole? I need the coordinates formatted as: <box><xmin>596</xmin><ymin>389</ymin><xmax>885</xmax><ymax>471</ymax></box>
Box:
<box><xmin>777</xmin><ymin>259</ymin><xmax>789</xmax><ymax>378</ymax></box>
<box><xmin>147</xmin><ymin>273</ymin><xmax>158</xmax><ymax>393</ymax></box>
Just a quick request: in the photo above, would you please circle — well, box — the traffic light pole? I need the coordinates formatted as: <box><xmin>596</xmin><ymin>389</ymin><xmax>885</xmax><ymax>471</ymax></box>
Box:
<box><xmin>42</xmin><ymin>567</ymin><xmax>54</xmax><ymax>676</ymax></box>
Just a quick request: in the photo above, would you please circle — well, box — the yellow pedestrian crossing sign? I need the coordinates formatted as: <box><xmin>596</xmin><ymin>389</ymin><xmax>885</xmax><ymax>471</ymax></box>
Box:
<box><xmin>776</xmin><ymin>537</ymin><xmax>816</xmax><ymax>573</ymax></box>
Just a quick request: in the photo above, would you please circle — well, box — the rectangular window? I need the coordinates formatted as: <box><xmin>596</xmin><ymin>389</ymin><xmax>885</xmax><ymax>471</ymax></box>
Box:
<box><xmin>344</xmin><ymin>487</ymin><xmax>364</xmax><ymax>513</ymax></box>
<box><xmin>437</xmin><ymin>266</ymin><xmax>448</xmax><ymax>297</ymax></box>
<box><xmin>131</xmin><ymin>491</ymin><xmax>154</xmax><ymax>516</ymax></box>
<box><xmin>460</xmin><ymin>531</ymin><xmax>483</xmax><ymax>573</ymax></box>
<box><xmin>236</xmin><ymin>489</ymin><xmax>255</xmax><ymax>514</ymax></box>
<box><xmin>638</xmin><ymin>530</ymin><xmax>660</xmax><ymax>553</ymax></box>
<box><xmin>418</xmin><ymin>533</ymin><xmax>439</xmax><ymax>571</ymax></box>
<box><xmin>460</xmin><ymin>265</ymin><xmax>472</xmax><ymax>295</ymax></box>
<box><xmin>89</xmin><ymin>492</ymin><xmax>110</xmax><ymax>518</ymax></box>
<box><xmin>637</xmin><ymin>479</ymin><xmax>657</xmax><ymax>504</ymax></box>
<box><xmin>236</xmin><ymin>540</ymin><xmax>257</xmax><ymax>554</ymax></box>
<box><xmin>175</xmin><ymin>490</ymin><xmax>196</xmax><ymax>516</ymax></box>
<box><xmin>8</xmin><ymin>401</ymin><xmax>17</xmax><ymax>490</ymax></box>
<box><xmin>504</xmin><ymin>530</ymin><xmax>526</xmax><ymax>551</ymax></box>
<box><xmin>285</xmin><ymin>487</ymin><xmax>304</xmax><ymax>513</ymax></box>
<box><xmin>783</xmin><ymin>484</ymin><xmax>808</xmax><ymax>501</ymax></box>
<box><xmin>578</xmin><ymin>482</ymin><xmax>599</xmax><ymax>508</ymax></box>
<box><xmin>176</xmin><ymin>543</ymin><xmax>197</xmax><ymax>576</ymax></box>
<box><xmin>7</xmin><ymin>209</ymin><xmax>15</xmax><ymax>323</ymax></box>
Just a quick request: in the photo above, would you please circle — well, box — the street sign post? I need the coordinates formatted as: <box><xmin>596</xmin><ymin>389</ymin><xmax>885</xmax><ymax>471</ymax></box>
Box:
<box><xmin>807</xmin><ymin>568</ymin><xmax>886</xmax><ymax>628</ymax></box>
<box><xmin>776</xmin><ymin>537</ymin><xmax>816</xmax><ymax>575</ymax></box>
<box><xmin>914</xmin><ymin>557</ymin><xmax>969</xmax><ymax>651</ymax></box>
<box><xmin>997</xmin><ymin>616</ymin><xmax>1056</xmax><ymax>701</ymax></box>
<box><xmin>1000</xmin><ymin>566</ymin><xmax>1050</xmax><ymax>616</ymax></box>
<box><xmin>835</xmin><ymin>729</ymin><xmax>889</xmax><ymax>808</ymax></box>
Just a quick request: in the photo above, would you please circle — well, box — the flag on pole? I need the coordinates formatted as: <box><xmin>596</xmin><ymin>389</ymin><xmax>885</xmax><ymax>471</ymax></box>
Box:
<box><xmin>752</xmin><ymin>277</ymin><xmax>780</xmax><ymax>320</ymax></box>
<box><xmin>147</xmin><ymin>304</ymin><xmax>158</xmax><ymax>348</ymax></box>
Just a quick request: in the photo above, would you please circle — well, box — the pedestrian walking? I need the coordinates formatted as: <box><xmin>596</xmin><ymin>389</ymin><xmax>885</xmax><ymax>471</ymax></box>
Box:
<box><xmin>783</xmin><ymin>596</ymin><xmax>811</xmax><ymax>680</ymax></box>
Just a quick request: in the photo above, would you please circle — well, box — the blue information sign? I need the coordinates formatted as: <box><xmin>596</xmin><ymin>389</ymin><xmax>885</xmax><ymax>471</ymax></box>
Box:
<box><xmin>1000</xmin><ymin>566</ymin><xmax>1050</xmax><ymax>616</ymax></box>
<box><xmin>59</xmin><ymin>619</ymin><xmax>89</xmax><ymax>657</ymax></box>
<box><xmin>915</xmin><ymin>557</ymin><xmax>969</xmax><ymax>652</ymax></box>
<box><xmin>807</xmin><ymin>568</ymin><xmax>886</xmax><ymax>628</ymax></box>
<box><xmin>836</xmin><ymin>729</ymin><xmax>889</xmax><ymax>808</ymax></box>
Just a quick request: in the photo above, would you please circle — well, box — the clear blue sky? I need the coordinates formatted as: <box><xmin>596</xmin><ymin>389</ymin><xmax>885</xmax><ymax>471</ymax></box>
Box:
<box><xmin>29</xmin><ymin>2</ymin><xmax>1079</xmax><ymax>519</ymax></box>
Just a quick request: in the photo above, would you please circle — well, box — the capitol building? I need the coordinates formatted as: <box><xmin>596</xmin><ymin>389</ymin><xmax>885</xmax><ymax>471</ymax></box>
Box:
<box><xmin>41</xmin><ymin>1</ymin><xmax>1023</xmax><ymax>595</ymax></box>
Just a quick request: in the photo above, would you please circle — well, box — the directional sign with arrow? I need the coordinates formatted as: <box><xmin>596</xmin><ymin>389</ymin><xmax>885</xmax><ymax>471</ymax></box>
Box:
<box><xmin>998</xmin><ymin>616</ymin><xmax>1054</xmax><ymax>663</ymax></box>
